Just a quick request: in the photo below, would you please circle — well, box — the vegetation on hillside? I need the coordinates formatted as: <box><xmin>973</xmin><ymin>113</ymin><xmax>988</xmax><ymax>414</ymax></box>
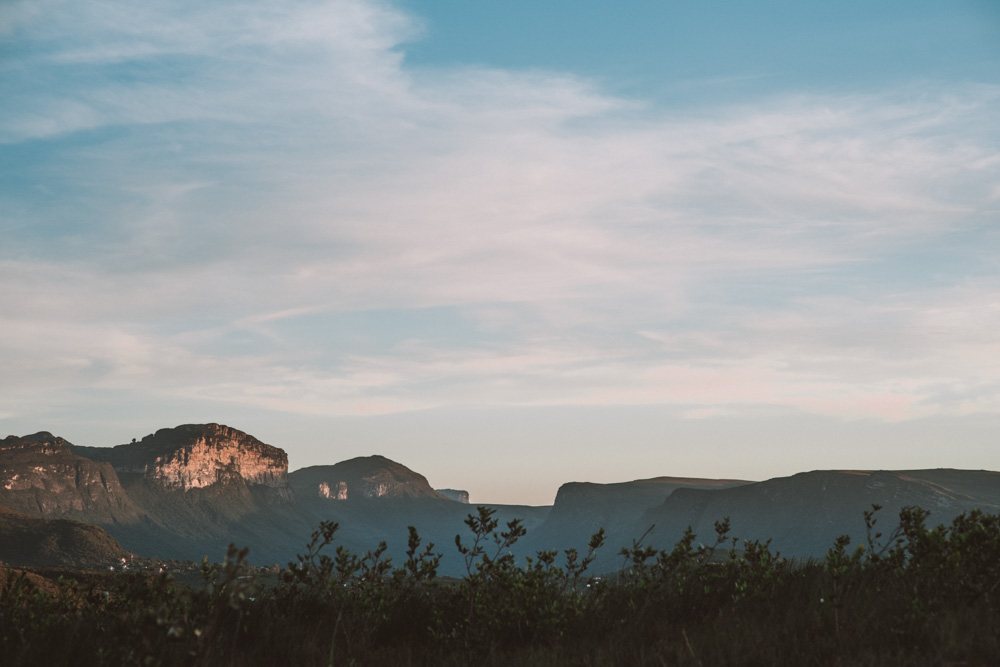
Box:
<box><xmin>2</xmin><ymin>505</ymin><xmax>998</xmax><ymax>666</ymax></box>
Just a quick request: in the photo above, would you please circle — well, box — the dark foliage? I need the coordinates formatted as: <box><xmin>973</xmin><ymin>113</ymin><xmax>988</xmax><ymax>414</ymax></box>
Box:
<box><xmin>2</xmin><ymin>506</ymin><xmax>998</xmax><ymax>666</ymax></box>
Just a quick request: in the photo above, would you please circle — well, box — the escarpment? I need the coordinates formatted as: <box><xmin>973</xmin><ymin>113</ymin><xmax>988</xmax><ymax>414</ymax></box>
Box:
<box><xmin>437</xmin><ymin>488</ymin><xmax>470</xmax><ymax>504</ymax></box>
<box><xmin>71</xmin><ymin>424</ymin><xmax>291</xmax><ymax>499</ymax></box>
<box><xmin>0</xmin><ymin>433</ymin><xmax>142</xmax><ymax>523</ymax></box>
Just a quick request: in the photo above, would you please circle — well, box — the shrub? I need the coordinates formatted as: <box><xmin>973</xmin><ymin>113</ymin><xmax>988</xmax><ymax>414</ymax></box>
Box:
<box><xmin>1</xmin><ymin>506</ymin><xmax>998</xmax><ymax>665</ymax></box>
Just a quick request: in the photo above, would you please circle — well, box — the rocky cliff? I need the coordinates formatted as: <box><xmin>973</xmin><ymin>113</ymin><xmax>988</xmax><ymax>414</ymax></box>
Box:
<box><xmin>71</xmin><ymin>424</ymin><xmax>290</xmax><ymax>498</ymax></box>
<box><xmin>437</xmin><ymin>488</ymin><xmax>470</xmax><ymax>504</ymax></box>
<box><xmin>0</xmin><ymin>433</ymin><xmax>142</xmax><ymax>524</ymax></box>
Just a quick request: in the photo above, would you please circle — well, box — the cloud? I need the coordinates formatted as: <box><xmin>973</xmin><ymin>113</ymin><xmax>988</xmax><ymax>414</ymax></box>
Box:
<box><xmin>1</xmin><ymin>0</ymin><xmax>998</xmax><ymax>427</ymax></box>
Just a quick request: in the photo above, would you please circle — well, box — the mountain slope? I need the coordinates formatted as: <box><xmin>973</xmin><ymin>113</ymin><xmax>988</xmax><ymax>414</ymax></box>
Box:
<box><xmin>289</xmin><ymin>455</ymin><xmax>549</xmax><ymax>575</ymax></box>
<box><xmin>0</xmin><ymin>433</ymin><xmax>143</xmax><ymax>524</ymax></box>
<box><xmin>67</xmin><ymin>424</ymin><xmax>305</xmax><ymax>563</ymax></box>
<box><xmin>289</xmin><ymin>456</ymin><xmax>450</xmax><ymax>501</ymax></box>
<box><xmin>0</xmin><ymin>504</ymin><xmax>130</xmax><ymax>568</ymax></box>
<box><xmin>634</xmin><ymin>469</ymin><xmax>1000</xmax><ymax>560</ymax></box>
<box><xmin>519</xmin><ymin>476</ymin><xmax>750</xmax><ymax>567</ymax></box>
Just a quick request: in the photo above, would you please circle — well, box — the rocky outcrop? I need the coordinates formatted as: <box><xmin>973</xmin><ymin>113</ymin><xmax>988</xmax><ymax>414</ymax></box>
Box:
<box><xmin>289</xmin><ymin>456</ymin><xmax>449</xmax><ymax>501</ymax></box>
<box><xmin>0</xmin><ymin>434</ymin><xmax>142</xmax><ymax>523</ymax></box>
<box><xmin>71</xmin><ymin>424</ymin><xmax>290</xmax><ymax>498</ymax></box>
<box><xmin>437</xmin><ymin>489</ymin><xmax>470</xmax><ymax>504</ymax></box>
<box><xmin>318</xmin><ymin>481</ymin><xmax>348</xmax><ymax>499</ymax></box>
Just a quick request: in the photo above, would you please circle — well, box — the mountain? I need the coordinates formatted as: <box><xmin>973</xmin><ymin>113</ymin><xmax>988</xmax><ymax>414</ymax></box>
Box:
<box><xmin>289</xmin><ymin>456</ymin><xmax>548</xmax><ymax>575</ymax></box>
<box><xmin>518</xmin><ymin>476</ymin><xmax>750</xmax><ymax>569</ymax></box>
<box><xmin>0</xmin><ymin>503</ymin><xmax>130</xmax><ymax>568</ymax></box>
<box><xmin>437</xmin><ymin>489</ymin><xmax>470</xmax><ymax>504</ymax></box>
<box><xmin>2</xmin><ymin>425</ymin><xmax>546</xmax><ymax>572</ymax></box>
<box><xmin>69</xmin><ymin>423</ymin><xmax>290</xmax><ymax>497</ymax></box>
<box><xmin>634</xmin><ymin>469</ymin><xmax>1000</xmax><ymax>559</ymax></box>
<box><xmin>289</xmin><ymin>456</ymin><xmax>449</xmax><ymax>501</ymax></box>
<box><xmin>67</xmin><ymin>424</ymin><xmax>308</xmax><ymax>563</ymax></box>
<box><xmin>0</xmin><ymin>433</ymin><xmax>143</xmax><ymax>524</ymax></box>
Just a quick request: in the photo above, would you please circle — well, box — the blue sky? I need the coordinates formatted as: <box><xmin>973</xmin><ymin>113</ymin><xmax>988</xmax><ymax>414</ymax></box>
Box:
<box><xmin>1</xmin><ymin>0</ymin><xmax>998</xmax><ymax>504</ymax></box>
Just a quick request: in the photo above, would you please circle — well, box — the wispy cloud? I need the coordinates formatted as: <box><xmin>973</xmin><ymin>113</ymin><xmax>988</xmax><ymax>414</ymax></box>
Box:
<box><xmin>1</xmin><ymin>0</ymin><xmax>998</xmax><ymax>432</ymax></box>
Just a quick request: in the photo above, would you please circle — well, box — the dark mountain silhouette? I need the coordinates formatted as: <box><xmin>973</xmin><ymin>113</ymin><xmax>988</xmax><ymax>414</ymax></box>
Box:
<box><xmin>289</xmin><ymin>456</ymin><xmax>547</xmax><ymax>574</ymax></box>
<box><xmin>519</xmin><ymin>476</ymin><xmax>750</xmax><ymax>570</ymax></box>
<box><xmin>0</xmin><ymin>504</ymin><xmax>130</xmax><ymax>568</ymax></box>
<box><xmin>633</xmin><ymin>469</ymin><xmax>1000</xmax><ymax>559</ymax></box>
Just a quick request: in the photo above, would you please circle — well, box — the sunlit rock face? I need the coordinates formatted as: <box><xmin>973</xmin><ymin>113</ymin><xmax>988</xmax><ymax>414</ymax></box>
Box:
<box><xmin>144</xmin><ymin>426</ymin><xmax>287</xmax><ymax>491</ymax></box>
<box><xmin>70</xmin><ymin>424</ymin><xmax>292</xmax><ymax>499</ymax></box>
<box><xmin>0</xmin><ymin>433</ymin><xmax>141</xmax><ymax>522</ymax></box>
<box><xmin>318</xmin><ymin>481</ymin><xmax>348</xmax><ymax>500</ymax></box>
<box><xmin>437</xmin><ymin>489</ymin><xmax>470</xmax><ymax>504</ymax></box>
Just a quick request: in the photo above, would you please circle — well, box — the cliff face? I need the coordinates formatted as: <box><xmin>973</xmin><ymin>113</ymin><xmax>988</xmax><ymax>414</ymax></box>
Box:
<box><xmin>0</xmin><ymin>434</ymin><xmax>141</xmax><ymax>523</ymax></box>
<box><xmin>437</xmin><ymin>489</ymin><xmax>470</xmax><ymax>504</ymax></box>
<box><xmin>520</xmin><ymin>476</ymin><xmax>751</xmax><ymax>561</ymax></box>
<box><xmin>71</xmin><ymin>424</ymin><xmax>290</xmax><ymax>498</ymax></box>
<box><xmin>289</xmin><ymin>456</ymin><xmax>449</xmax><ymax>501</ymax></box>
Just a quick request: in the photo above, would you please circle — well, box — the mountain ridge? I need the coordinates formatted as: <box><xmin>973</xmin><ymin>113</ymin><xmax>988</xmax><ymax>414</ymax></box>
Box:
<box><xmin>3</xmin><ymin>424</ymin><xmax>999</xmax><ymax>575</ymax></box>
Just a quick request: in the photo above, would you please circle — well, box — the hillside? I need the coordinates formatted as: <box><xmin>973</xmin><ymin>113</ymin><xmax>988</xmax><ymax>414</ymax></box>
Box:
<box><xmin>0</xmin><ymin>433</ymin><xmax>143</xmax><ymax>525</ymax></box>
<box><xmin>519</xmin><ymin>476</ymin><xmax>750</xmax><ymax>568</ymax></box>
<box><xmin>634</xmin><ymin>468</ymin><xmax>1000</xmax><ymax>559</ymax></box>
<box><xmin>289</xmin><ymin>455</ymin><xmax>449</xmax><ymax>501</ymax></box>
<box><xmin>290</xmin><ymin>456</ymin><xmax>549</xmax><ymax>575</ymax></box>
<box><xmin>0</xmin><ymin>504</ymin><xmax>130</xmax><ymax>568</ymax></box>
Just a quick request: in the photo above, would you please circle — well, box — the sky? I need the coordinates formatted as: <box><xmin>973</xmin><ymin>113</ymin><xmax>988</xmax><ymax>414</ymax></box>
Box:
<box><xmin>1</xmin><ymin>0</ymin><xmax>999</xmax><ymax>505</ymax></box>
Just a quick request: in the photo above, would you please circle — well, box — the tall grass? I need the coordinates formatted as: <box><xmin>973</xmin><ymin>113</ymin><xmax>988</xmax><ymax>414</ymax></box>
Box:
<box><xmin>2</xmin><ymin>505</ymin><xmax>998</xmax><ymax>666</ymax></box>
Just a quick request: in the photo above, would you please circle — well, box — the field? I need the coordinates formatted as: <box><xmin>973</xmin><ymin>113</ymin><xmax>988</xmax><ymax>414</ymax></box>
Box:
<box><xmin>2</xmin><ymin>505</ymin><xmax>998</xmax><ymax>666</ymax></box>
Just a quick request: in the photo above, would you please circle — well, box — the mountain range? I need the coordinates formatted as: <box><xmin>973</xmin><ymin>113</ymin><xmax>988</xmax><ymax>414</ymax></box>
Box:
<box><xmin>2</xmin><ymin>423</ymin><xmax>998</xmax><ymax>574</ymax></box>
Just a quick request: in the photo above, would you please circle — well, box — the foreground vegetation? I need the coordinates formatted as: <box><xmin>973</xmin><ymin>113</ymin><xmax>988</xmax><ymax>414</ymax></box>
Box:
<box><xmin>2</xmin><ymin>505</ymin><xmax>999</xmax><ymax>666</ymax></box>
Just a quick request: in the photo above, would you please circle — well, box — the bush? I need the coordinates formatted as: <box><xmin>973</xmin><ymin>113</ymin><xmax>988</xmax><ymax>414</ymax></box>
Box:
<box><xmin>1</xmin><ymin>506</ymin><xmax>998</xmax><ymax>665</ymax></box>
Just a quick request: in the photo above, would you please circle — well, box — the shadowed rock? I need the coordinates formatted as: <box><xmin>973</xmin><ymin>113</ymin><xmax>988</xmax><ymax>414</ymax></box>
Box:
<box><xmin>0</xmin><ymin>433</ymin><xmax>142</xmax><ymax>524</ymax></box>
<box><xmin>437</xmin><ymin>488</ymin><xmax>470</xmax><ymax>504</ymax></box>
<box><xmin>289</xmin><ymin>455</ymin><xmax>450</xmax><ymax>501</ymax></box>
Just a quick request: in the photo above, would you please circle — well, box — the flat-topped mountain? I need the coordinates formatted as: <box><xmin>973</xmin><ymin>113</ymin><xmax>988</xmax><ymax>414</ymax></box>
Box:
<box><xmin>636</xmin><ymin>468</ymin><xmax>1000</xmax><ymax>558</ymax></box>
<box><xmin>0</xmin><ymin>433</ymin><xmax>142</xmax><ymax>524</ymax></box>
<box><xmin>548</xmin><ymin>476</ymin><xmax>751</xmax><ymax>524</ymax></box>
<box><xmin>520</xmin><ymin>476</ymin><xmax>750</xmax><ymax>559</ymax></box>
<box><xmin>289</xmin><ymin>455</ymin><xmax>449</xmax><ymax>501</ymax></box>
<box><xmin>70</xmin><ymin>423</ymin><xmax>290</xmax><ymax>496</ymax></box>
<box><xmin>437</xmin><ymin>489</ymin><xmax>470</xmax><ymax>504</ymax></box>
